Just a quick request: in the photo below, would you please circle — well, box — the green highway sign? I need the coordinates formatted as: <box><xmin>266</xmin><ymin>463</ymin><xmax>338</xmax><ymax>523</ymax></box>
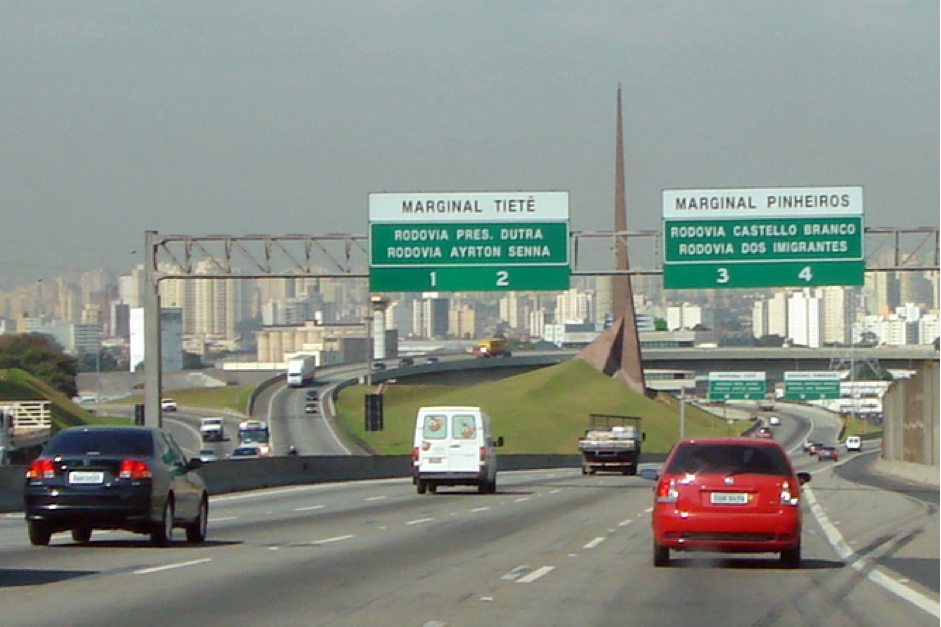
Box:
<box><xmin>369</xmin><ymin>192</ymin><xmax>570</xmax><ymax>292</ymax></box>
<box><xmin>708</xmin><ymin>372</ymin><xmax>767</xmax><ymax>400</ymax></box>
<box><xmin>662</xmin><ymin>187</ymin><xmax>864</xmax><ymax>289</ymax></box>
<box><xmin>783</xmin><ymin>371</ymin><xmax>842</xmax><ymax>400</ymax></box>
<box><xmin>369</xmin><ymin>265</ymin><xmax>571</xmax><ymax>292</ymax></box>
<box><xmin>370</xmin><ymin>222</ymin><xmax>568</xmax><ymax>266</ymax></box>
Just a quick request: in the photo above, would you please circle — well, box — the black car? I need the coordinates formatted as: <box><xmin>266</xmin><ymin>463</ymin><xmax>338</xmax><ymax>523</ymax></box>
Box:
<box><xmin>24</xmin><ymin>426</ymin><xmax>208</xmax><ymax>547</ymax></box>
<box><xmin>816</xmin><ymin>445</ymin><xmax>840</xmax><ymax>461</ymax></box>
<box><xmin>398</xmin><ymin>357</ymin><xmax>414</xmax><ymax>367</ymax></box>
<box><xmin>305</xmin><ymin>389</ymin><xmax>319</xmax><ymax>401</ymax></box>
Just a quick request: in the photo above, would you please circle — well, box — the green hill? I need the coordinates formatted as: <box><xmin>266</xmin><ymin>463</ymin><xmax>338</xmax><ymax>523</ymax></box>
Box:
<box><xmin>335</xmin><ymin>359</ymin><xmax>733</xmax><ymax>454</ymax></box>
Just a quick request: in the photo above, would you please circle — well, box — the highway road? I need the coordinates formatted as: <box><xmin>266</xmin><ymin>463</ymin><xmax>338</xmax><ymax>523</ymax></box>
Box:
<box><xmin>1</xmin><ymin>406</ymin><xmax>937</xmax><ymax>626</ymax></box>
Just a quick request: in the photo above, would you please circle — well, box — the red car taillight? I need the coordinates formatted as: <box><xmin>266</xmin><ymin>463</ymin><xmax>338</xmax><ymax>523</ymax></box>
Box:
<box><xmin>26</xmin><ymin>458</ymin><xmax>55</xmax><ymax>479</ymax></box>
<box><xmin>780</xmin><ymin>479</ymin><xmax>799</xmax><ymax>506</ymax></box>
<box><xmin>656</xmin><ymin>478</ymin><xmax>678</xmax><ymax>503</ymax></box>
<box><xmin>118</xmin><ymin>459</ymin><xmax>152</xmax><ymax>479</ymax></box>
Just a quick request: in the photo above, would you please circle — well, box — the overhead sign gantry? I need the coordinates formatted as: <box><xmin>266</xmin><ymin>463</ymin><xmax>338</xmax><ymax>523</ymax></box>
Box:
<box><xmin>662</xmin><ymin>186</ymin><xmax>864</xmax><ymax>289</ymax></box>
<box><xmin>368</xmin><ymin>191</ymin><xmax>570</xmax><ymax>292</ymax></box>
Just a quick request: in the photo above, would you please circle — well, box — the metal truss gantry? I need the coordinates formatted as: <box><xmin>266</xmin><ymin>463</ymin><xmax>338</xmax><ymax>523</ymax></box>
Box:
<box><xmin>142</xmin><ymin>227</ymin><xmax>939</xmax><ymax>426</ymax></box>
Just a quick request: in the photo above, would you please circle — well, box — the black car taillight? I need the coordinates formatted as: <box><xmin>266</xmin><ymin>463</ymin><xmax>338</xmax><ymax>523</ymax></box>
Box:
<box><xmin>118</xmin><ymin>459</ymin><xmax>152</xmax><ymax>479</ymax></box>
<box><xmin>26</xmin><ymin>458</ymin><xmax>55</xmax><ymax>479</ymax></box>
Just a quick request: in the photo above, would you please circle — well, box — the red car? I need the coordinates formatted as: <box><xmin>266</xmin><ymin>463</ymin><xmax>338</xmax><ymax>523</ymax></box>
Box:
<box><xmin>652</xmin><ymin>437</ymin><xmax>811</xmax><ymax>568</ymax></box>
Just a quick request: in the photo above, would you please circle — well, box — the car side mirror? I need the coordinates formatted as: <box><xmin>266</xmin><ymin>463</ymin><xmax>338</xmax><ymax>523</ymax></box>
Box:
<box><xmin>186</xmin><ymin>458</ymin><xmax>204</xmax><ymax>472</ymax></box>
<box><xmin>495</xmin><ymin>436</ymin><xmax>504</xmax><ymax>447</ymax></box>
<box><xmin>797</xmin><ymin>471</ymin><xmax>811</xmax><ymax>485</ymax></box>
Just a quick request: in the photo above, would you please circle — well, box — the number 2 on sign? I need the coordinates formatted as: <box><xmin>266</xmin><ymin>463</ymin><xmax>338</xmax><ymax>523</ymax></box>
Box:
<box><xmin>496</xmin><ymin>270</ymin><xmax>509</xmax><ymax>287</ymax></box>
<box><xmin>798</xmin><ymin>266</ymin><xmax>813</xmax><ymax>282</ymax></box>
<box><xmin>716</xmin><ymin>268</ymin><xmax>729</xmax><ymax>284</ymax></box>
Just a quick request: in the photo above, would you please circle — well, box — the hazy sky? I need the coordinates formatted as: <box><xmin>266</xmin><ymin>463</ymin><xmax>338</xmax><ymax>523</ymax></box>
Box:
<box><xmin>1</xmin><ymin>2</ymin><xmax>937</xmax><ymax>288</ymax></box>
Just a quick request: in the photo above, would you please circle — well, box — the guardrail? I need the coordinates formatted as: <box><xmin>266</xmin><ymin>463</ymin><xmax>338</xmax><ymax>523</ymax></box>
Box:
<box><xmin>0</xmin><ymin>453</ymin><xmax>669</xmax><ymax>513</ymax></box>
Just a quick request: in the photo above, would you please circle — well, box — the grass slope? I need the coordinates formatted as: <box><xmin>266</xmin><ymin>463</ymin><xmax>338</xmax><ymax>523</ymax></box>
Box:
<box><xmin>336</xmin><ymin>359</ymin><xmax>732</xmax><ymax>454</ymax></box>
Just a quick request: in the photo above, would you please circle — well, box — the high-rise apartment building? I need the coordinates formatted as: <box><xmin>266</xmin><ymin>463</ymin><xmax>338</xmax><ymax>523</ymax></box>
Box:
<box><xmin>555</xmin><ymin>288</ymin><xmax>593</xmax><ymax>324</ymax></box>
<box><xmin>787</xmin><ymin>289</ymin><xmax>823</xmax><ymax>348</ymax></box>
<box><xmin>413</xmin><ymin>293</ymin><xmax>449</xmax><ymax>339</ymax></box>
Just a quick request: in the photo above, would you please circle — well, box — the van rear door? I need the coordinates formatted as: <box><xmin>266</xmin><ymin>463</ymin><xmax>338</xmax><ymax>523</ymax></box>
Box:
<box><xmin>418</xmin><ymin>411</ymin><xmax>451</xmax><ymax>473</ymax></box>
<box><xmin>447</xmin><ymin>411</ymin><xmax>481</xmax><ymax>474</ymax></box>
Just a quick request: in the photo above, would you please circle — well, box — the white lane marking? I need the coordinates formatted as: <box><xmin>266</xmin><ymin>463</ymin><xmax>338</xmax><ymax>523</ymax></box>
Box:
<box><xmin>470</xmin><ymin>507</ymin><xmax>490</xmax><ymax>513</ymax></box>
<box><xmin>501</xmin><ymin>565</ymin><xmax>531</xmax><ymax>581</ymax></box>
<box><xmin>134</xmin><ymin>558</ymin><xmax>212</xmax><ymax>575</ymax></box>
<box><xmin>805</xmin><ymin>486</ymin><xmax>940</xmax><ymax>619</ymax></box>
<box><xmin>618</xmin><ymin>519</ymin><xmax>633</xmax><ymax>528</ymax></box>
<box><xmin>549</xmin><ymin>489</ymin><xmax>561</xmax><ymax>494</ymax></box>
<box><xmin>294</xmin><ymin>505</ymin><xmax>325</xmax><ymax>512</ymax></box>
<box><xmin>407</xmin><ymin>518</ymin><xmax>434</xmax><ymax>526</ymax></box>
<box><xmin>366</xmin><ymin>496</ymin><xmax>387</xmax><ymax>502</ymax></box>
<box><xmin>642</xmin><ymin>507</ymin><xmax>653</xmax><ymax>514</ymax></box>
<box><xmin>514</xmin><ymin>497</ymin><xmax>530</xmax><ymax>503</ymax></box>
<box><xmin>517</xmin><ymin>566</ymin><xmax>555</xmax><ymax>583</ymax></box>
<box><xmin>208</xmin><ymin>516</ymin><xmax>238</xmax><ymax>522</ymax></box>
<box><xmin>311</xmin><ymin>534</ymin><xmax>354</xmax><ymax>545</ymax></box>
<box><xmin>583</xmin><ymin>537</ymin><xmax>606</xmax><ymax>549</ymax></box>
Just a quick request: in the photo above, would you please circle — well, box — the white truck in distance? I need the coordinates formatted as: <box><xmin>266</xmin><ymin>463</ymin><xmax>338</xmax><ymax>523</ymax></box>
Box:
<box><xmin>286</xmin><ymin>355</ymin><xmax>316</xmax><ymax>387</ymax></box>
<box><xmin>199</xmin><ymin>417</ymin><xmax>225</xmax><ymax>442</ymax></box>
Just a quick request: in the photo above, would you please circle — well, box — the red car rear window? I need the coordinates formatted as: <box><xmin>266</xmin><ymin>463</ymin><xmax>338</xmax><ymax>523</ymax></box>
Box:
<box><xmin>665</xmin><ymin>442</ymin><xmax>791</xmax><ymax>476</ymax></box>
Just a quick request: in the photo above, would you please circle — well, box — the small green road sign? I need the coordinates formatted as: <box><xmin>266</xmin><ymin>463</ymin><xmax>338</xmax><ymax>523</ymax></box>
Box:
<box><xmin>783</xmin><ymin>371</ymin><xmax>842</xmax><ymax>400</ymax></box>
<box><xmin>662</xmin><ymin>187</ymin><xmax>864</xmax><ymax>289</ymax></box>
<box><xmin>369</xmin><ymin>192</ymin><xmax>570</xmax><ymax>292</ymax></box>
<box><xmin>708</xmin><ymin>372</ymin><xmax>767</xmax><ymax>400</ymax></box>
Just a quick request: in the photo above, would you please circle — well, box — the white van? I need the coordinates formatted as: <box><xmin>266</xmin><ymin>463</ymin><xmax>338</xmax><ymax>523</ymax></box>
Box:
<box><xmin>412</xmin><ymin>406</ymin><xmax>504</xmax><ymax>495</ymax></box>
<box><xmin>845</xmin><ymin>436</ymin><xmax>862</xmax><ymax>452</ymax></box>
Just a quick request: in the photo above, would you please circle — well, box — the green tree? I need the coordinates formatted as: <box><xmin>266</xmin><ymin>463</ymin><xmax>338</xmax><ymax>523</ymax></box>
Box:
<box><xmin>0</xmin><ymin>333</ymin><xmax>78</xmax><ymax>397</ymax></box>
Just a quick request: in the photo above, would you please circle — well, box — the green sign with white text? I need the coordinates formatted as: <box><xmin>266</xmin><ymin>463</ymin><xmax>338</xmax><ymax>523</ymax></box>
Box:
<box><xmin>663</xmin><ymin>187</ymin><xmax>864</xmax><ymax>289</ymax></box>
<box><xmin>783</xmin><ymin>371</ymin><xmax>842</xmax><ymax>400</ymax></box>
<box><xmin>708</xmin><ymin>372</ymin><xmax>767</xmax><ymax>400</ymax></box>
<box><xmin>369</xmin><ymin>192</ymin><xmax>570</xmax><ymax>292</ymax></box>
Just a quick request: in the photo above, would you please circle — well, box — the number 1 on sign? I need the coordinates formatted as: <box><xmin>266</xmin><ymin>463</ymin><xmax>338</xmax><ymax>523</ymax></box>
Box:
<box><xmin>799</xmin><ymin>266</ymin><xmax>813</xmax><ymax>282</ymax></box>
<box><xmin>429</xmin><ymin>271</ymin><xmax>436</xmax><ymax>287</ymax></box>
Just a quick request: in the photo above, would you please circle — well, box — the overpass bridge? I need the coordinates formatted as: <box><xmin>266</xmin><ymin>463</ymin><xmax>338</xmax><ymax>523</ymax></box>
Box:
<box><xmin>367</xmin><ymin>345</ymin><xmax>938</xmax><ymax>391</ymax></box>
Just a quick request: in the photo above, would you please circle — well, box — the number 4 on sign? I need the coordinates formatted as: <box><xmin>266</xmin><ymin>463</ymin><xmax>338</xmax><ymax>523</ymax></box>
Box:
<box><xmin>799</xmin><ymin>266</ymin><xmax>813</xmax><ymax>282</ymax></box>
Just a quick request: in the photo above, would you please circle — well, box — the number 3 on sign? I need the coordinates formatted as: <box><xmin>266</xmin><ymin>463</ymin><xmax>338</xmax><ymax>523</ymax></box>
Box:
<box><xmin>798</xmin><ymin>266</ymin><xmax>813</xmax><ymax>282</ymax></box>
<box><xmin>716</xmin><ymin>268</ymin><xmax>729</xmax><ymax>284</ymax></box>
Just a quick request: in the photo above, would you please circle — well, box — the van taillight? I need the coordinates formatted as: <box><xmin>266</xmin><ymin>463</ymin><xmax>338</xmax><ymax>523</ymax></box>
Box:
<box><xmin>656</xmin><ymin>479</ymin><xmax>678</xmax><ymax>503</ymax></box>
<box><xmin>119</xmin><ymin>459</ymin><xmax>151</xmax><ymax>479</ymax></box>
<box><xmin>479</xmin><ymin>447</ymin><xmax>486</xmax><ymax>462</ymax></box>
<box><xmin>26</xmin><ymin>459</ymin><xmax>55</xmax><ymax>479</ymax></box>
<box><xmin>411</xmin><ymin>447</ymin><xmax>419</xmax><ymax>463</ymax></box>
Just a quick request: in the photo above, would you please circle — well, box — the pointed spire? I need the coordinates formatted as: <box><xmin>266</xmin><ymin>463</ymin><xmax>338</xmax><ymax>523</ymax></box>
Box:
<box><xmin>609</xmin><ymin>85</ymin><xmax>646</xmax><ymax>394</ymax></box>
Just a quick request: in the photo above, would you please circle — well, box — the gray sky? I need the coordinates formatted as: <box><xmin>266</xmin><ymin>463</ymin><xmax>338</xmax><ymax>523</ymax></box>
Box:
<box><xmin>0</xmin><ymin>1</ymin><xmax>937</xmax><ymax>288</ymax></box>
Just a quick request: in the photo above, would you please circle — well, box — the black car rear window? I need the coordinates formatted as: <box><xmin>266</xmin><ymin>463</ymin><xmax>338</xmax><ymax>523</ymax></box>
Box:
<box><xmin>665</xmin><ymin>442</ymin><xmax>791</xmax><ymax>476</ymax></box>
<box><xmin>44</xmin><ymin>430</ymin><xmax>154</xmax><ymax>457</ymax></box>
